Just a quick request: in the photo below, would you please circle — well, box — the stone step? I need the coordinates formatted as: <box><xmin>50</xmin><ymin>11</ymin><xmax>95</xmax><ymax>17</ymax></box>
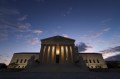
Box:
<box><xmin>23</xmin><ymin>64</ymin><xmax>89</xmax><ymax>72</ymax></box>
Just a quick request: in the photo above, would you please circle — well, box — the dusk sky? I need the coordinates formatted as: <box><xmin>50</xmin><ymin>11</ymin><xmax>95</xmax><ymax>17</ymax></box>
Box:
<box><xmin>0</xmin><ymin>0</ymin><xmax>120</xmax><ymax>64</ymax></box>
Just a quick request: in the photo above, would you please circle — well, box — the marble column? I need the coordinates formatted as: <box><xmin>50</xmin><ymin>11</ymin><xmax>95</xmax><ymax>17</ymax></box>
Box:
<box><xmin>47</xmin><ymin>46</ymin><xmax>51</xmax><ymax>64</ymax></box>
<box><xmin>68</xmin><ymin>45</ymin><xmax>71</xmax><ymax>64</ymax></box>
<box><xmin>51</xmin><ymin>45</ymin><xmax>55</xmax><ymax>64</ymax></box>
<box><xmin>49</xmin><ymin>45</ymin><xmax>52</xmax><ymax>64</ymax></box>
<box><xmin>65</xmin><ymin>46</ymin><xmax>68</xmax><ymax>64</ymax></box>
<box><xmin>71</xmin><ymin>45</ymin><xmax>74</xmax><ymax>63</ymax></box>
<box><xmin>54</xmin><ymin>45</ymin><xmax>56</xmax><ymax>64</ymax></box>
<box><xmin>70</xmin><ymin>45</ymin><xmax>73</xmax><ymax>63</ymax></box>
<box><xmin>61</xmin><ymin>45</ymin><xmax>64</xmax><ymax>64</ymax></box>
<box><xmin>44</xmin><ymin>45</ymin><xmax>48</xmax><ymax>64</ymax></box>
<box><xmin>42</xmin><ymin>45</ymin><xmax>46</xmax><ymax>63</ymax></box>
<box><xmin>59</xmin><ymin>45</ymin><xmax>61</xmax><ymax>64</ymax></box>
<box><xmin>64</xmin><ymin>46</ymin><xmax>66</xmax><ymax>64</ymax></box>
<box><xmin>40</xmin><ymin>44</ymin><xmax>44</xmax><ymax>63</ymax></box>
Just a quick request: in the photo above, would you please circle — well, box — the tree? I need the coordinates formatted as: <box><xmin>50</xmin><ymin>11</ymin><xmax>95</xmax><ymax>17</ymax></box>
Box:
<box><xmin>0</xmin><ymin>63</ymin><xmax>7</xmax><ymax>69</ymax></box>
<box><xmin>8</xmin><ymin>62</ymin><xmax>18</xmax><ymax>68</ymax></box>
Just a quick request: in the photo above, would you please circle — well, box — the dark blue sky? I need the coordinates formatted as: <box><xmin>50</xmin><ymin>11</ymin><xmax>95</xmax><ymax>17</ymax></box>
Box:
<box><xmin>0</xmin><ymin>0</ymin><xmax>120</xmax><ymax>64</ymax></box>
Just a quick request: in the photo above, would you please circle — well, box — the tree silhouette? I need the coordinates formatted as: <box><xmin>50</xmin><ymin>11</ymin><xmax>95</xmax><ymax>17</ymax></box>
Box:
<box><xmin>9</xmin><ymin>62</ymin><xmax>18</xmax><ymax>68</ymax></box>
<box><xmin>0</xmin><ymin>63</ymin><xmax>7</xmax><ymax>69</ymax></box>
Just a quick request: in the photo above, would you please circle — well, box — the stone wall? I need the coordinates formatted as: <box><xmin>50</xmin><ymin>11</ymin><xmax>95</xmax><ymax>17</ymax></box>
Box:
<box><xmin>8</xmin><ymin>52</ymin><xmax>107</xmax><ymax>69</ymax></box>
<box><xmin>79</xmin><ymin>53</ymin><xmax>107</xmax><ymax>68</ymax></box>
<box><xmin>8</xmin><ymin>53</ymin><xmax>39</xmax><ymax>68</ymax></box>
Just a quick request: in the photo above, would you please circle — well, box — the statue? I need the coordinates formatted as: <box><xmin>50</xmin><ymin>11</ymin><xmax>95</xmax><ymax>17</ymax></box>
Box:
<box><xmin>26</xmin><ymin>55</ymin><xmax>37</xmax><ymax>69</ymax></box>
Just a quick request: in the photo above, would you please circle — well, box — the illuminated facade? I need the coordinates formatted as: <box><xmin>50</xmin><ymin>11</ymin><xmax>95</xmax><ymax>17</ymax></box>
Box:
<box><xmin>39</xmin><ymin>36</ymin><xmax>75</xmax><ymax>64</ymax></box>
<box><xmin>8</xmin><ymin>36</ymin><xmax>107</xmax><ymax>70</ymax></box>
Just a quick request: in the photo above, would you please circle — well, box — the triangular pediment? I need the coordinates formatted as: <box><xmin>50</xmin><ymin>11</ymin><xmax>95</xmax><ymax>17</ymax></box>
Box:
<box><xmin>41</xmin><ymin>35</ymin><xmax>75</xmax><ymax>44</ymax></box>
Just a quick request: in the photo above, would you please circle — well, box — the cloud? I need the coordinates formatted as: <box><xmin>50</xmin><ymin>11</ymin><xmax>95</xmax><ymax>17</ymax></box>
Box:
<box><xmin>62</xmin><ymin>34</ymin><xmax>69</xmax><ymax>38</ymax></box>
<box><xmin>0</xmin><ymin>28</ymin><xmax>8</xmax><ymax>41</ymax></box>
<box><xmin>0</xmin><ymin>8</ymin><xmax>22</xmax><ymax>34</ymax></box>
<box><xmin>103</xmin><ymin>28</ymin><xmax>111</xmax><ymax>32</ymax></box>
<box><xmin>107</xmin><ymin>34</ymin><xmax>120</xmax><ymax>46</ymax></box>
<box><xmin>80</xmin><ymin>28</ymin><xmax>111</xmax><ymax>40</ymax></box>
<box><xmin>101</xmin><ymin>46</ymin><xmax>120</xmax><ymax>53</ymax></box>
<box><xmin>62</xmin><ymin>7</ymin><xmax>73</xmax><ymax>16</ymax></box>
<box><xmin>16</xmin><ymin>34</ymin><xmax>23</xmax><ymax>39</ymax></box>
<box><xmin>32</xmin><ymin>30</ymin><xmax>43</xmax><ymax>35</ymax></box>
<box><xmin>16</xmin><ymin>34</ymin><xmax>33</xmax><ymax>40</ymax></box>
<box><xmin>101</xmin><ymin>46</ymin><xmax>120</xmax><ymax>59</ymax></box>
<box><xmin>91</xmin><ymin>28</ymin><xmax>111</xmax><ymax>38</ymax></box>
<box><xmin>16</xmin><ymin>34</ymin><xmax>41</xmax><ymax>45</ymax></box>
<box><xmin>100</xmin><ymin>18</ymin><xmax>112</xmax><ymax>30</ymax></box>
<box><xmin>102</xmin><ymin>52</ymin><xmax>120</xmax><ymax>59</ymax></box>
<box><xmin>18</xmin><ymin>15</ymin><xmax>27</xmax><ymax>21</ymax></box>
<box><xmin>0</xmin><ymin>33</ymin><xmax>8</xmax><ymax>41</ymax></box>
<box><xmin>15</xmin><ymin>23</ymin><xmax>31</xmax><ymax>32</ymax></box>
<box><xmin>84</xmin><ymin>19</ymin><xmax>111</xmax><ymax>40</ymax></box>
<box><xmin>101</xmin><ymin>18</ymin><xmax>112</xmax><ymax>24</ymax></box>
<box><xmin>27</xmin><ymin>38</ymin><xmax>39</xmax><ymax>45</ymax></box>
<box><xmin>66</xmin><ymin>7</ymin><xmax>72</xmax><ymax>15</ymax></box>
<box><xmin>0</xmin><ymin>7</ymin><xmax>43</xmax><ymax>41</ymax></box>
<box><xmin>0</xmin><ymin>7</ymin><xmax>20</xmax><ymax>15</ymax></box>
<box><xmin>76</xmin><ymin>42</ymin><xmax>92</xmax><ymax>52</ymax></box>
<box><xmin>0</xmin><ymin>54</ymin><xmax>11</xmax><ymax>64</ymax></box>
<box><xmin>105</xmin><ymin>54</ymin><xmax>120</xmax><ymax>61</ymax></box>
<box><xmin>0</xmin><ymin>19</ymin><xmax>41</xmax><ymax>34</ymax></box>
<box><xmin>91</xmin><ymin>32</ymin><xmax>103</xmax><ymax>38</ymax></box>
<box><xmin>0</xmin><ymin>20</ymin><xmax>31</xmax><ymax>32</ymax></box>
<box><xmin>0</xmin><ymin>55</ymin><xmax>3</xmax><ymax>57</ymax></box>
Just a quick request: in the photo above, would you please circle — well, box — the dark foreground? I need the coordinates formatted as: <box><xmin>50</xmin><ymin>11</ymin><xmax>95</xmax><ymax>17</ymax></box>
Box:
<box><xmin>0</xmin><ymin>72</ymin><xmax>120</xmax><ymax>79</ymax></box>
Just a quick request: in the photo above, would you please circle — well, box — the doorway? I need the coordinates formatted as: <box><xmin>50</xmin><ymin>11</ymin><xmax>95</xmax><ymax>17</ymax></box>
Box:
<box><xmin>56</xmin><ymin>55</ymin><xmax>59</xmax><ymax>63</ymax></box>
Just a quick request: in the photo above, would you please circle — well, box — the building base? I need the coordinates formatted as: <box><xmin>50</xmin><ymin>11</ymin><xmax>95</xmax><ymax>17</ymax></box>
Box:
<box><xmin>23</xmin><ymin>64</ymin><xmax>89</xmax><ymax>72</ymax></box>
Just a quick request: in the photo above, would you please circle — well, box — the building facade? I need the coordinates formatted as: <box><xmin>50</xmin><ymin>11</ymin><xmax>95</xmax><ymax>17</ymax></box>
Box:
<box><xmin>39</xmin><ymin>36</ymin><xmax>75</xmax><ymax>64</ymax></box>
<box><xmin>8</xmin><ymin>36</ymin><xmax>107</xmax><ymax>69</ymax></box>
<box><xmin>79</xmin><ymin>53</ymin><xmax>107</xmax><ymax>68</ymax></box>
<box><xmin>9</xmin><ymin>53</ymin><xmax>39</xmax><ymax>68</ymax></box>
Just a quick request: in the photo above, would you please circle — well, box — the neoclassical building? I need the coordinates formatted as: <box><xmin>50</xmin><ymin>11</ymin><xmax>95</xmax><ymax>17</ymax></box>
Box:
<box><xmin>39</xmin><ymin>35</ymin><xmax>75</xmax><ymax>64</ymax></box>
<box><xmin>8</xmin><ymin>36</ymin><xmax>107</xmax><ymax>71</ymax></box>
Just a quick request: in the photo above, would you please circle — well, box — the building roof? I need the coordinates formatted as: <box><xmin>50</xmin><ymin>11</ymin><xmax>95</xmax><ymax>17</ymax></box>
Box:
<box><xmin>14</xmin><ymin>52</ymin><xmax>101</xmax><ymax>55</ymax></box>
<box><xmin>79</xmin><ymin>53</ymin><xmax>102</xmax><ymax>55</ymax></box>
<box><xmin>41</xmin><ymin>35</ymin><xmax>75</xmax><ymax>41</ymax></box>
<box><xmin>14</xmin><ymin>52</ymin><xmax>39</xmax><ymax>54</ymax></box>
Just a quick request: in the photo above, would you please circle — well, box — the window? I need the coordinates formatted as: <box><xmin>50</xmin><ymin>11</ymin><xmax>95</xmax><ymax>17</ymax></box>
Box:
<box><xmin>89</xmin><ymin>59</ymin><xmax>91</xmax><ymax>63</ymax></box>
<box><xmin>20</xmin><ymin>59</ymin><xmax>23</xmax><ymax>63</ymax></box>
<box><xmin>22</xmin><ymin>66</ymin><xmax>24</xmax><ymax>68</ymax></box>
<box><xmin>24</xmin><ymin>59</ymin><xmax>27</xmax><ymax>63</ymax></box>
<box><xmin>93</xmin><ymin>59</ymin><xmax>95</xmax><ymax>63</ymax></box>
<box><xmin>16</xmin><ymin>59</ymin><xmax>19</xmax><ymax>63</ymax></box>
<box><xmin>97</xmin><ymin>59</ymin><xmax>99</xmax><ymax>63</ymax></box>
